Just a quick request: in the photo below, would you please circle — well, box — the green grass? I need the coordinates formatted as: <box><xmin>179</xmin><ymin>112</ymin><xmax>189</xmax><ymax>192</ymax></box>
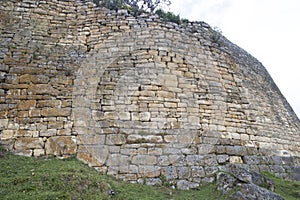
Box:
<box><xmin>0</xmin><ymin>147</ymin><xmax>226</xmax><ymax>200</ymax></box>
<box><xmin>263</xmin><ymin>172</ymin><xmax>300</xmax><ymax>200</ymax></box>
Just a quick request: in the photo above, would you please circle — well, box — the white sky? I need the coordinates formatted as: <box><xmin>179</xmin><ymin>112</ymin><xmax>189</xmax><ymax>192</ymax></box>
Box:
<box><xmin>167</xmin><ymin>0</ymin><xmax>300</xmax><ymax>118</ymax></box>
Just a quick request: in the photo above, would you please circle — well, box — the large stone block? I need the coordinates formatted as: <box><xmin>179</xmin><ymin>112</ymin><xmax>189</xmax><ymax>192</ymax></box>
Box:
<box><xmin>45</xmin><ymin>136</ymin><xmax>77</xmax><ymax>156</ymax></box>
<box><xmin>28</xmin><ymin>84</ymin><xmax>57</xmax><ymax>95</ymax></box>
<box><xmin>132</xmin><ymin>155</ymin><xmax>157</xmax><ymax>165</ymax></box>
<box><xmin>139</xmin><ymin>166</ymin><xmax>161</xmax><ymax>178</ymax></box>
<box><xmin>17</xmin><ymin>100</ymin><xmax>36</xmax><ymax>110</ymax></box>
<box><xmin>41</xmin><ymin>108</ymin><xmax>71</xmax><ymax>117</ymax></box>
<box><xmin>0</xmin><ymin>130</ymin><xmax>14</xmax><ymax>140</ymax></box>
<box><xmin>77</xmin><ymin>145</ymin><xmax>109</xmax><ymax>167</ymax></box>
<box><xmin>0</xmin><ymin>119</ymin><xmax>9</xmax><ymax>129</ymax></box>
<box><xmin>106</xmin><ymin>134</ymin><xmax>126</xmax><ymax>145</ymax></box>
<box><xmin>15</xmin><ymin>138</ymin><xmax>44</xmax><ymax>150</ymax></box>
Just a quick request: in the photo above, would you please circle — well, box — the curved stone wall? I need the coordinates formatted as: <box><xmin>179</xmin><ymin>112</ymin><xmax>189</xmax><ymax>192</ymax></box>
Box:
<box><xmin>0</xmin><ymin>0</ymin><xmax>299</xmax><ymax>186</ymax></box>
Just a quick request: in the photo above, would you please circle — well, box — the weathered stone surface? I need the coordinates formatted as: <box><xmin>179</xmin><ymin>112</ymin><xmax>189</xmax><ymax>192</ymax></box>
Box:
<box><xmin>0</xmin><ymin>119</ymin><xmax>8</xmax><ymax>129</ymax></box>
<box><xmin>216</xmin><ymin>172</ymin><xmax>238</xmax><ymax>194</ymax></box>
<box><xmin>177</xmin><ymin>180</ymin><xmax>199</xmax><ymax>190</ymax></box>
<box><xmin>232</xmin><ymin>184</ymin><xmax>284</xmax><ymax>200</ymax></box>
<box><xmin>106</xmin><ymin>134</ymin><xmax>126</xmax><ymax>145</ymax></box>
<box><xmin>0</xmin><ymin>130</ymin><xmax>14</xmax><ymax>140</ymax></box>
<box><xmin>41</xmin><ymin>108</ymin><xmax>71</xmax><ymax>117</ymax></box>
<box><xmin>28</xmin><ymin>84</ymin><xmax>57</xmax><ymax>95</ymax></box>
<box><xmin>229</xmin><ymin>164</ymin><xmax>252</xmax><ymax>183</ymax></box>
<box><xmin>230</xmin><ymin>156</ymin><xmax>244</xmax><ymax>164</ymax></box>
<box><xmin>217</xmin><ymin>165</ymin><xmax>282</xmax><ymax>199</ymax></box>
<box><xmin>45</xmin><ymin>136</ymin><xmax>76</xmax><ymax>156</ymax></box>
<box><xmin>162</xmin><ymin>166</ymin><xmax>178</xmax><ymax>180</ymax></box>
<box><xmin>77</xmin><ymin>145</ymin><xmax>109</xmax><ymax>167</ymax></box>
<box><xmin>17</xmin><ymin>100</ymin><xmax>36</xmax><ymax>110</ymax></box>
<box><xmin>15</xmin><ymin>138</ymin><xmax>44</xmax><ymax>150</ymax></box>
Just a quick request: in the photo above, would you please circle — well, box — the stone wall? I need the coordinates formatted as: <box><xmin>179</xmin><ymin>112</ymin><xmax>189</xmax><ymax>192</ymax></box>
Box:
<box><xmin>1</xmin><ymin>0</ymin><xmax>299</xmax><ymax>188</ymax></box>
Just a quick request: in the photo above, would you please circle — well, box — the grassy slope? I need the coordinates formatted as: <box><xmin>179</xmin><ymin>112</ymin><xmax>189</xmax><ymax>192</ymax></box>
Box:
<box><xmin>0</xmin><ymin>147</ymin><xmax>226</xmax><ymax>200</ymax></box>
<box><xmin>1</xmin><ymin>146</ymin><xmax>299</xmax><ymax>200</ymax></box>
<box><xmin>263</xmin><ymin>172</ymin><xmax>300</xmax><ymax>200</ymax></box>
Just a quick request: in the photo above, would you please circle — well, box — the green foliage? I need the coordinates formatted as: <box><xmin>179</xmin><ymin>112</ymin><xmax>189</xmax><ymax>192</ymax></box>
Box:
<box><xmin>96</xmin><ymin>0</ymin><xmax>171</xmax><ymax>13</ymax></box>
<box><xmin>209</xmin><ymin>26</ymin><xmax>223</xmax><ymax>45</ymax></box>
<box><xmin>155</xmin><ymin>8</ymin><xmax>181</xmax><ymax>24</ymax></box>
<box><xmin>101</xmin><ymin>0</ymin><xmax>125</xmax><ymax>10</ymax></box>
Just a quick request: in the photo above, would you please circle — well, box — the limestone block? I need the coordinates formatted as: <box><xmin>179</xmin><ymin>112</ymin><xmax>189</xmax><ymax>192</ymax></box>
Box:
<box><xmin>139</xmin><ymin>112</ymin><xmax>151</xmax><ymax>122</ymax></box>
<box><xmin>177</xmin><ymin>180</ymin><xmax>199</xmax><ymax>190</ymax></box>
<box><xmin>148</xmin><ymin>148</ymin><xmax>163</xmax><ymax>155</ymax></box>
<box><xmin>146</xmin><ymin>178</ymin><xmax>162</xmax><ymax>186</ymax></box>
<box><xmin>77</xmin><ymin>134</ymin><xmax>105</xmax><ymax>145</ymax></box>
<box><xmin>162</xmin><ymin>166</ymin><xmax>177</xmax><ymax>180</ymax></box>
<box><xmin>19</xmin><ymin>74</ymin><xmax>49</xmax><ymax>84</ymax></box>
<box><xmin>139</xmin><ymin>166</ymin><xmax>161</xmax><ymax>178</ymax></box>
<box><xmin>17</xmin><ymin>100</ymin><xmax>36</xmax><ymax>110</ymax></box>
<box><xmin>164</xmin><ymin>102</ymin><xmax>177</xmax><ymax>108</ymax></box>
<box><xmin>15</xmin><ymin>138</ymin><xmax>44</xmax><ymax>150</ymax></box>
<box><xmin>198</xmin><ymin>144</ymin><xmax>215</xmax><ymax>155</ymax></box>
<box><xmin>205</xmin><ymin>166</ymin><xmax>218</xmax><ymax>176</ymax></box>
<box><xmin>37</xmin><ymin>100</ymin><xmax>61</xmax><ymax>108</ymax></box>
<box><xmin>188</xmin><ymin>116</ymin><xmax>199</xmax><ymax>124</ymax></box>
<box><xmin>1</xmin><ymin>130</ymin><xmax>14</xmax><ymax>140</ymax></box>
<box><xmin>240</xmin><ymin>134</ymin><xmax>250</xmax><ymax>141</ymax></box>
<box><xmin>40</xmin><ymin>129</ymin><xmax>57</xmax><ymax>137</ymax></box>
<box><xmin>45</xmin><ymin>136</ymin><xmax>77</xmax><ymax>156</ymax></box>
<box><xmin>77</xmin><ymin>145</ymin><xmax>109</xmax><ymax>167</ymax></box>
<box><xmin>41</xmin><ymin>108</ymin><xmax>71</xmax><ymax>117</ymax></box>
<box><xmin>16</xmin><ymin>130</ymin><xmax>38</xmax><ymax>137</ymax></box>
<box><xmin>0</xmin><ymin>119</ymin><xmax>9</xmax><ymax>129</ymax></box>
<box><xmin>118</xmin><ymin>112</ymin><xmax>131</xmax><ymax>120</ymax></box>
<box><xmin>106</xmin><ymin>134</ymin><xmax>126</xmax><ymax>145</ymax></box>
<box><xmin>226</xmin><ymin>146</ymin><xmax>247</xmax><ymax>156</ymax></box>
<box><xmin>29</xmin><ymin>109</ymin><xmax>41</xmax><ymax>117</ymax></box>
<box><xmin>139</xmin><ymin>91</ymin><xmax>155</xmax><ymax>97</ymax></box>
<box><xmin>157</xmin><ymin>155</ymin><xmax>170</xmax><ymax>166</ymax></box>
<box><xmin>132</xmin><ymin>155</ymin><xmax>157</xmax><ymax>165</ymax></box>
<box><xmin>217</xmin><ymin>155</ymin><xmax>229</xmax><ymax>164</ymax></box>
<box><xmin>177</xmin><ymin>167</ymin><xmax>190</xmax><ymax>179</ymax></box>
<box><xmin>131</xmin><ymin>112</ymin><xmax>139</xmax><ymax>121</ymax></box>
<box><xmin>230</xmin><ymin>156</ymin><xmax>243</xmax><ymax>164</ymax></box>
<box><xmin>17</xmin><ymin>111</ymin><xmax>28</xmax><ymax>118</ymax></box>
<box><xmin>28</xmin><ymin>84</ymin><xmax>56</xmax><ymax>95</ymax></box>
<box><xmin>186</xmin><ymin>155</ymin><xmax>204</xmax><ymax>166</ymax></box>
<box><xmin>107</xmin><ymin>154</ymin><xmax>129</xmax><ymax>167</ymax></box>
<box><xmin>165</xmin><ymin>79</ymin><xmax>178</xmax><ymax>87</ymax></box>
<box><xmin>48</xmin><ymin>121</ymin><xmax>64</xmax><ymax>129</ymax></box>
<box><xmin>103</xmin><ymin>112</ymin><xmax>117</xmax><ymax>120</ymax></box>
<box><xmin>191</xmin><ymin>166</ymin><xmax>206</xmax><ymax>178</ymax></box>
<box><xmin>243</xmin><ymin>156</ymin><xmax>260</xmax><ymax>165</ymax></box>
<box><xmin>127</xmin><ymin>135</ymin><xmax>163</xmax><ymax>143</ymax></box>
<box><xmin>33</xmin><ymin>149</ymin><xmax>45</xmax><ymax>157</ymax></box>
<box><xmin>157</xmin><ymin>91</ymin><xmax>175</xmax><ymax>98</ymax></box>
<box><xmin>13</xmin><ymin>149</ymin><xmax>33</xmax><ymax>157</ymax></box>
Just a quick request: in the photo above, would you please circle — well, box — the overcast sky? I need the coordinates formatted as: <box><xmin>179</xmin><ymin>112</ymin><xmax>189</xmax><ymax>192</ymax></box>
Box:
<box><xmin>167</xmin><ymin>0</ymin><xmax>300</xmax><ymax>118</ymax></box>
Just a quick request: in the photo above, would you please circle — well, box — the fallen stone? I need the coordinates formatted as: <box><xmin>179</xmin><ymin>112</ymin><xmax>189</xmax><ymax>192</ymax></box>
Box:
<box><xmin>232</xmin><ymin>183</ymin><xmax>284</xmax><ymax>200</ymax></box>
<box><xmin>176</xmin><ymin>180</ymin><xmax>199</xmax><ymax>190</ymax></box>
<box><xmin>216</xmin><ymin>172</ymin><xmax>238</xmax><ymax>194</ymax></box>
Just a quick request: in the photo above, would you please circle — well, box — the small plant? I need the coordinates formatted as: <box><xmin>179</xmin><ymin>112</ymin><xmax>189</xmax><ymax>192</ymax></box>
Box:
<box><xmin>95</xmin><ymin>0</ymin><xmax>171</xmax><ymax>14</ymax></box>
<box><xmin>181</xmin><ymin>18</ymin><xmax>190</xmax><ymax>24</ymax></box>
<box><xmin>210</xmin><ymin>26</ymin><xmax>223</xmax><ymax>45</ymax></box>
<box><xmin>155</xmin><ymin>9</ymin><xmax>181</xmax><ymax>24</ymax></box>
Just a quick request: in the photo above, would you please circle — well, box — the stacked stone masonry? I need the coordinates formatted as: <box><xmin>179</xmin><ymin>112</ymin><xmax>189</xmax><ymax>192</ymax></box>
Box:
<box><xmin>0</xmin><ymin>0</ymin><xmax>299</xmax><ymax>187</ymax></box>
